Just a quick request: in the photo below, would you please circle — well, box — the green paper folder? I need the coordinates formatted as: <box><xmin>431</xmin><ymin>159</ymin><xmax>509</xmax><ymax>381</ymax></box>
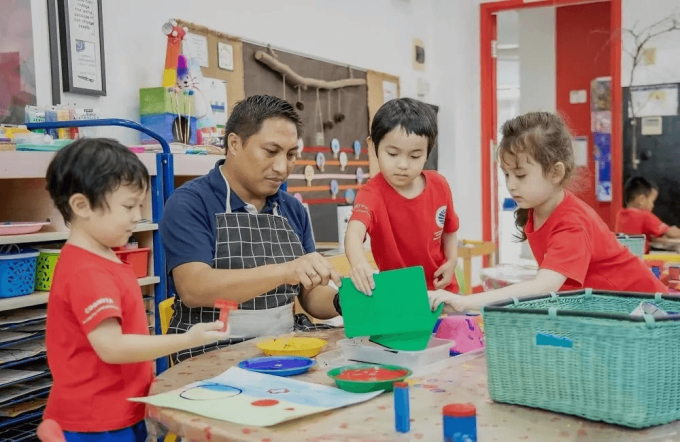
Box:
<box><xmin>339</xmin><ymin>266</ymin><xmax>443</xmax><ymax>350</ymax></box>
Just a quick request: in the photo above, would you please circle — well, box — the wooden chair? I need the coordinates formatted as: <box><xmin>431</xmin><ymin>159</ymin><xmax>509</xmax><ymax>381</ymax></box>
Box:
<box><xmin>457</xmin><ymin>240</ymin><xmax>497</xmax><ymax>295</ymax></box>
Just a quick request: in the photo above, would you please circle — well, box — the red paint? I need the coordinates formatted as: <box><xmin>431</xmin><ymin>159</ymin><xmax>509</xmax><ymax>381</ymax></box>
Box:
<box><xmin>335</xmin><ymin>367</ymin><xmax>409</xmax><ymax>382</ymax></box>
<box><xmin>423</xmin><ymin>384</ymin><xmax>438</xmax><ymax>389</ymax></box>
<box><xmin>242</xmin><ymin>428</ymin><xmax>253</xmax><ymax>434</ymax></box>
<box><xmin>251</xmin><ymin>399</ymin><xmax>279</xmax><ymax>407</ymax></box>
<box><xmin>556</xmin><ymin>2</ymin><xmax>613</xmax><ymax>227</ymax></box>
<box><xmin>204</xmin><ymin>426</ymin><xmax>212</xmax><ymax>441</ymax></box>
<box><xmin>480</xmin><ymin>0</ymin><xmax>622</xmax><ymax>243</ymax></box>
<box><xmin>285</xmin><ymin>407</ymin><xmax>295</xmax><ymax>411</ymax></box>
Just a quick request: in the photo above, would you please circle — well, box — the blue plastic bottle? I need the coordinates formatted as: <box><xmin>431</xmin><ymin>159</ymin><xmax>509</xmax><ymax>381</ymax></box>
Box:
<box><xmin>443</xmin><ymin>403</ymin><xmax>477</xmax><ymax>442</ymax></box>
<box><xmin>394</xmin><ymin>382</ymin><xmax>410</xmax><ymax>433</ymax></box>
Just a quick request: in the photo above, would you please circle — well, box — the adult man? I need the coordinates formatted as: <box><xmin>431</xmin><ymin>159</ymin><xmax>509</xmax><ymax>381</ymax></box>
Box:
<box><xmin>160</xmin><ymin>95</ymin><xmax>341</xmax><ymax>363</ymax></box>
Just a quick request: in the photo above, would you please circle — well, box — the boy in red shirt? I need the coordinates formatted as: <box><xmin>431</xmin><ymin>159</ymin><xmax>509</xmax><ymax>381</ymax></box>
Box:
<box><xmin>44</xmin><ymin>139</ymin><xmax>229</xmax><ymax>441</ymax></box>
<box><xmin>345</xmin><ymin>98</ymin><xmax>459</xmax><ymax>295</ymax></box>
<box><xmin>615</xmin><ymin>176</ymin><xmax>680</xmax><ymax>253</ymax></box>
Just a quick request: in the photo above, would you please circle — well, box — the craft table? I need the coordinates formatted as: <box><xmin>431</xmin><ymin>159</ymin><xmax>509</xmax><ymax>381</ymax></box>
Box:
<box><xmin>146</xmin><ymin>329</ymin><xmax>680</xmax><ymax>441</ymax></box>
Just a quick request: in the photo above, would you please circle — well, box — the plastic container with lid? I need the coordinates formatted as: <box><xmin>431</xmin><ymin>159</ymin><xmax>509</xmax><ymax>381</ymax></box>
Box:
<box><xmin>443</xmin><ymin>403</ymin><xmax>477</xmax><ymax>442</ymax></box>
<box><xmin>337</xmin><ymin>336</ymin><xmax>452</xmax><ymax>371</ymax></box>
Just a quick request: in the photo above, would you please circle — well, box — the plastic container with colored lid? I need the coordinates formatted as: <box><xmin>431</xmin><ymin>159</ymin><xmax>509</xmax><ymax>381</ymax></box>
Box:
<box><xmin>443</xmin><ymin>403</ymin><xmax>476</xmax><ymax>417</ymax></box>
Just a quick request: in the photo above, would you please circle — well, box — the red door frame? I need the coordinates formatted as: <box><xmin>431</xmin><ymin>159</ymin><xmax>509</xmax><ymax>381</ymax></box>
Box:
<box><xmin>480</xmin><ymin>0</ymin><xmax>623</xmax><ymax>245</ymax></box>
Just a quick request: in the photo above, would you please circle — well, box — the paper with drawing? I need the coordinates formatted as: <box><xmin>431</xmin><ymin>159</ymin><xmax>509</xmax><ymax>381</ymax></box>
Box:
<box><xmin>131</xmin><ymin>367</ymin><xmax>381</xmax><ymax>427</ymax></box>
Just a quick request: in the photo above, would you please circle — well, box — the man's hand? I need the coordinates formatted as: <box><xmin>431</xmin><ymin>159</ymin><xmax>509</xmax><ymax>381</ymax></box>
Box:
<box><xmin>281</xmin><ymin>252</ymin><xmax>342</xmax><ymax>289</ymax></box>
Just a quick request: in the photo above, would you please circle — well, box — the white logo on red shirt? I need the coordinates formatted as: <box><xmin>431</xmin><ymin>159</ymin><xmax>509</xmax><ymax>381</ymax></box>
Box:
<box><xmin>435</xmin><ymin>206</ymin><xmax>446</xmax><ymax>228</ymax></box>
<box><xmin>84</xmin><ymin>298</ymin><xmax>115</xmax><ymax>314</ymax></box>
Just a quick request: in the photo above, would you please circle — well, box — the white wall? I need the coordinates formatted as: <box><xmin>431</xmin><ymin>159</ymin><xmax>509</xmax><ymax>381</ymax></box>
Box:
<box><xmin>622</xmin><ymin>0</ymin><xmax>680</xmax><ymax>87</ymax></box>
<box><xmin>517</xmin><ymin>7</ymin><xmax>556</xmax><ymax>113</ymax></box>
<box><xmin>27</xmin><ymin>0</ymin><xmax>484</xmax><ymax>247</ymax></box>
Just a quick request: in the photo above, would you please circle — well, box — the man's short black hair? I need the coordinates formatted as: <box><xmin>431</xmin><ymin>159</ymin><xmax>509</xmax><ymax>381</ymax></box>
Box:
<box><xmin>225</xmin><ymin>95</ymin><xmax>303</xmax><ymax>147</ymax></box>
<box><xmin>46</xmin><ymin>138</ymin><xmax>150</xmax><ymax>224</ymax></box>
<box><xmin>370</xmin><ymin>98</ymin><xmax>437</xmax><ymax>156</ymax></box>
<box><xmin>624</xmin><ymin>176</ymin><xmax>658</xmax><ymax>206</ymax></box>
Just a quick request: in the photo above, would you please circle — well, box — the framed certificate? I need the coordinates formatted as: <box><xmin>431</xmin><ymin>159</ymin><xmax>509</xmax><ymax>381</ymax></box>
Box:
<box><xmin>57</xmin><ymin>0</ymin><xmax>106</xmax><ymax>95</ymax></box>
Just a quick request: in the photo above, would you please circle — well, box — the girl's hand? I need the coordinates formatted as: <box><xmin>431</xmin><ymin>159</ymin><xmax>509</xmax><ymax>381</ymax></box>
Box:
<box><xmin>427</xmin><ymin>289</ymin><xmax>470</xmax><ymax>312</ymax></box>
<box><xmin>185</xmin><ymin>321</ymin><xmax>230</xmax><ymax>347</ymax></box>
<box><xmin>433</xmin><ymin>260</ymin><xmax>456</xmax><ymax>289</ymax></box>
<box><xmin>349</xmin><ymin>264</ymin><xmax>377</xmax><ymax>296</ymax></box>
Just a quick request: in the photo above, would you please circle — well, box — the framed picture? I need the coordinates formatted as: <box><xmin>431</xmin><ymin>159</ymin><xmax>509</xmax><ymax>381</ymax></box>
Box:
<box><xmin>56</xmin><ymin>0</ymin><xmax>106</xmax><ymax>95</ymax></box>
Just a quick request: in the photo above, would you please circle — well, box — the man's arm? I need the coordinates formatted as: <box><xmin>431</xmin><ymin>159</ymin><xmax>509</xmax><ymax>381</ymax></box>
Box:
<box><xmin>298</xmin><ymin>283</ymin><xmax>340</xmax><ymax>320</ymax></box>
<box><xmin>173</xmin><ymin>253</ymin><xmax>342</xmax><ymax>308</ymax></box>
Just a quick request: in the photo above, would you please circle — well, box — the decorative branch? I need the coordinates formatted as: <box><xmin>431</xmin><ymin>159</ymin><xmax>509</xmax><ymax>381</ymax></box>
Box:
<box><xmin>622</xmin><ymin>11</ymin><xmax>680</xmax><ymax>170</ymax></box>
<box><xmin>254</xmin><ymin>51</ymin><xmax>366</xmax><ymax>91</ymax></box>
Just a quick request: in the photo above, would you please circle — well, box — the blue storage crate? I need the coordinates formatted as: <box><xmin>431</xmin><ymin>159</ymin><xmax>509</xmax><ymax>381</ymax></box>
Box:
<box><xmin>0</xmin><ymin>247</ymin><xmax>39</xmax><ymax>298</ymax></box>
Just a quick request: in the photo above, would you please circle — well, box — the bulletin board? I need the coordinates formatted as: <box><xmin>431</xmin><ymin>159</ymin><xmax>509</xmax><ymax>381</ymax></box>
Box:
<box><xmin>366</xmin><ymin>70</ymin><xmax>401</xmax><ymax>177</ymax></box>
<box><xmin>176</xmin><ymin>20</ymin><xmax>245</xmax><ymax>113</ymax></box>
<box><xmin>242</xmin><ymin>41</ymin><xmax>372</xmax><ymax>243</ymax></box>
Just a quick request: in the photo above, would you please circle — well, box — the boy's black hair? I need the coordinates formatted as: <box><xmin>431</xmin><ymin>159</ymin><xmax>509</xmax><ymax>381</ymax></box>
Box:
<box><xmin>370</xmin><ymin>98</ymin><xmax>437</xmax><ymax>156</ymax></box>
<box><xmin>624</xmin><ymin>176</ymin><xmax>658</xmax><ymax>206</ymax></box>
<box><xmin>225</xmin><ymin>95</ymin><xmax>303</xmax><ymax>147</ymax></box>
<box><xmin>46</xmin><ymin>138</ymin><xmax>150</xmax><ymax>225</ymax></box>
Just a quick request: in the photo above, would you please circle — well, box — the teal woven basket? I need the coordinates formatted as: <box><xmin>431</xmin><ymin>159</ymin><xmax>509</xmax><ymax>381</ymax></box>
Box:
<box><xmin>617</xmin><ymin>234</ymin><xmax>646</xmax><ymax>258</ymax></box>
<box><xmin>482</xmin><ymin>289</ymin><xmax>680</xmax><ymax>428</ymax></box>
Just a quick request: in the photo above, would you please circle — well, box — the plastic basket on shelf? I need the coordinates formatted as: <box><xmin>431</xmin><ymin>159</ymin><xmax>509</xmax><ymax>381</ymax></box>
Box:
<box><xmin>113</xmin><ymin>247</ymin><xmax>150</xmax><ymax>278</ymax></box>
<box><xmin>0</xmin><ymin>246</ymin><xmax>39</xmax><ymax>298</ymax></box>
<box><xmin>482</xmin><ymin>289</ymin><xmax>680</xmax><ymax>428</ymax></box>
<box><xmin>34</xmin><ymin>249</ymin><xmax>61</xmax><ymax>292</ymax></box>
<box><xmin>617</xmin><ymin>233</ymin><xmax>646</xmax><ymax>259</ymax></box>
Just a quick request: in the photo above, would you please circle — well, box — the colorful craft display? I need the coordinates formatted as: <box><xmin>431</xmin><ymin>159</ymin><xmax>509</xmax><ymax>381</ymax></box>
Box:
<box><xmin>353</xmin><ymin>140</ymin><xmax>362</xmax><ymax>159</ymax></box>
<box><xmin>339</xmin><ymin>152</ymin><xmax>348</xmax><ymax>171</ymax></box>
<box><xmin>345</xmin><ymin>189</ymin><xmax>355</xmax><ymax>204</ymax></box>
<box><xmin>316</xmin><ymin>153</ymin><xmax>326</xmax><ymax>172</ymax></box>
<box><xmin>161</xmin><ymin>19</ymin><xmax>188</xmax><ymax>88</ymax></box>
<box><xmin>356</xmin><ymin>167</ymin><xmax>365</xmax><ymax>184</ymax></box>
<box><xmin>330</xmin><ymin>180</ymin><xmax>339</xmax><ymax>199</ymax></box>
<box><xmin>304</xmin><ymin>165</ymin><xmax>315</xmax><ymax>187</ymax></box>
<box><xmin>331</xmin><ymin>138</ymin><xmax>340</xmax><ymax>158</ymax></box>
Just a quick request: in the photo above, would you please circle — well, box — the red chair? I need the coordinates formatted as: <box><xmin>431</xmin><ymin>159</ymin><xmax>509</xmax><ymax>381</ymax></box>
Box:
<box><xmin>37</xmin><ymin>419</ymin><xmax>65</xmax><ymax>442</ymax></box>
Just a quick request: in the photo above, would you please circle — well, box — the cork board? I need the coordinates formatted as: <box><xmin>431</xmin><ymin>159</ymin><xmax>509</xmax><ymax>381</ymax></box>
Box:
<box><xmin>242</xmin><ymin>41</ymin><xmax>371</xmax><ymax>243</ymax></box>
<box><xmin>176</xmin><ymin>20</ymin><xmax>245</xmax><ymax>114</ymax></box>
<box><xmin>366</xmin><ymin>70</ymin><xmax>401</xmax><ymax>177</ymax></box>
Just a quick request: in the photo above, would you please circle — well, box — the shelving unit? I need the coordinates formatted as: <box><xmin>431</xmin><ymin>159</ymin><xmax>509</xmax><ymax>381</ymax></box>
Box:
<box><xmin>0</xmin><ymin>119</ymin><xmax>173</xmax><ymax>437</ymax></box>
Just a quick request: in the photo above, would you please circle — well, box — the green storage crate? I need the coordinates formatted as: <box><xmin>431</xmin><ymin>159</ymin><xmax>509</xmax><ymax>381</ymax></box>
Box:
<box><xmin>139</xmin><ymin>87</ymin><xmax>194</xmax><ymax>116</ymax></box>
<box><xmin>35</xmin><ymin>249</ymin><xmax>61</xmax><ymax>291</ymax></box>
<box><xmin>482</xmin><ymin>289</ymin><xmax>680</xmax><ymax>428</ymax></box>
<box><xmin>617</xmin><ymin>234</ymin><xmax>646</xmax><ymax>259</ymax></box>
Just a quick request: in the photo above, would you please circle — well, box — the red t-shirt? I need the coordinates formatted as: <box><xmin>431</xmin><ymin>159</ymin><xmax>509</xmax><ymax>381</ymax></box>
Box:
<box><xmin>615</xmin><ymin>207</ymin><xmax>669</xmax><ymax>253</ymax></box>
<box><xmin>350</xmin><ymin>171</ymin><xmax>460</xmax><ymax>292</ymax></box>
<box><xmin>526</xmin><ymin>191</ymin><xmax>667</xmax><ymax>293</ymax></box>
<box><xmin>44</xmin><ymin>244</ymin><xmax>153</xmax><ymax>432</ymax></box>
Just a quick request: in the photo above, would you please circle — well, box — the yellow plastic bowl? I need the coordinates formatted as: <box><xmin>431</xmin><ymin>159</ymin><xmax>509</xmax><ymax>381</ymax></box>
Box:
<box><xmin>256</xmin><ymin>337</ymin><xmax>327</xmax><ymax>357</ymax></box>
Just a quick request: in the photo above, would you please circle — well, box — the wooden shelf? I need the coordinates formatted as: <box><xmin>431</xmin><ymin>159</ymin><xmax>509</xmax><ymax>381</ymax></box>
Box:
<box><xmin>0</xmin><ymin>223</ymin><xmax>158</xmax><ymax>245</ymax></box>
<box><xmin>0</xmin><ymin>151</ymin><xmax>158</xmax><ymax>179</ymax></box>
<box><xmin>0</xmin><ymin>276</ymin><xmax>160</xmax><ymax>313</ymax></box>
<box><xmin>138</xmin><ymin>276</ymin><xmax>160</xmax><ymax>286</ymax></box>
<box><xmin>0</xmin><ymin>292</ymin><xmax>49</xmax><ymax>312</ymax></box>
<box><xmin>173</xmin><ymin>154</ymin><xmax>220</xmax><ymax>177</ymax></box>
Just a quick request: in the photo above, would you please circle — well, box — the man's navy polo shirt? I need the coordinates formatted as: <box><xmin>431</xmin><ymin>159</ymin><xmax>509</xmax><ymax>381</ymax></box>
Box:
<box><xmin>160</xmin><ymin>159</ymin><xmax>315</xmax><ymax>273</ymax></box>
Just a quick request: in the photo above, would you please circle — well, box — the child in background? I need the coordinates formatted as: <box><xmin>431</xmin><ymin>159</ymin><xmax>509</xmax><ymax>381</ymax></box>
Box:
<box><xmin>615</xmin><ymin>176</ymin><xmax>680</xmax><ymax>253</ymax></box>
<box><xmin>430</xmin><ymin>112</ymin><xmax>666</xmax><ymax>313</ymax></box>
<box><xmin>345</xmin><ymin>98</ymin><xmax>459</xmax><ymax>295</ymax></box>
<box><xmin>43</xmin><ymin>139</ymin><xmax>229</xmax><ymax>441</ymax></box>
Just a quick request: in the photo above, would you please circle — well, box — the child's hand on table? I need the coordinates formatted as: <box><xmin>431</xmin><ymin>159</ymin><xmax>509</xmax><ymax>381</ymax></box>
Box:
<box><xmin>427</xmin><ymin>289</ymin><xmax>473</xmax><ymax>312</ymax></box>
<box><xmin>350</xmin><ymin>263</ymin><xmax>377</xmax><ymax>296</ymax></box>
<box><xmin>433</xmin><ymin>260</ymin><xmax>456</xmax><ymax>289</ymax></box>
<box><xmin>186</xmin><ymin>321</ymin><xmax>230</xmax><ymax>347</ymax></box>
